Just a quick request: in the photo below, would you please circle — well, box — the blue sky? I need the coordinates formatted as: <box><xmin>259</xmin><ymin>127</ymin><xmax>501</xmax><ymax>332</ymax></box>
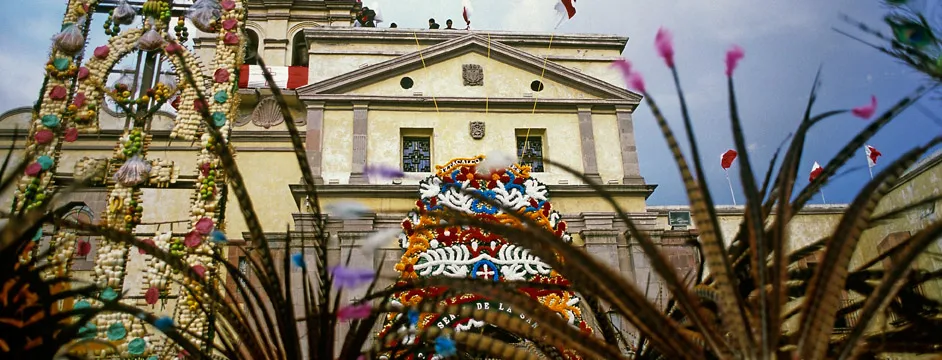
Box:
<box><xmin>1</xmin><ymin>0</ymin><xmax>937</xmax><ymax>206</ymax></box>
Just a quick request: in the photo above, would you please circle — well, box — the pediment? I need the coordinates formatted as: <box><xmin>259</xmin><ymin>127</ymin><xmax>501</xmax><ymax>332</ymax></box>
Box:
<box><xmin>297</xmin><ymin>35</ymin><xmax>641</xmax><ymax>102</ymax></box>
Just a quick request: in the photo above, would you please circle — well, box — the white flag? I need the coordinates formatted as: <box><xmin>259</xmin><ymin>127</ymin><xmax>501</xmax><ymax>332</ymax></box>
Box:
<box><xmin>865</xmin><ymin>145</ymin><xmax>882</xmax><ymax>168</ymax></box>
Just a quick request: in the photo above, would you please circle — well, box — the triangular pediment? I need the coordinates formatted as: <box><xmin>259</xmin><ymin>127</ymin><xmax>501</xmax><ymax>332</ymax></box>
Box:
<box><xmin>297</xmin><ymin>35</ymin><xmax>641</xmax><ymax>102</ymax></box>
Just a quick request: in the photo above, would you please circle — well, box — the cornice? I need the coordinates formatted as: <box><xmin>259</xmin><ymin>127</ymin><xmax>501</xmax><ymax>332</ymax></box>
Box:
<box><xmin>303</xmin><ymin>28</ymin><xmax>628</xmax><ymax>51</ymax></box>
<box><xmin>289</xmin><ymin>183</ymin><xmax>657</xmax><ymax>209</ymax></box>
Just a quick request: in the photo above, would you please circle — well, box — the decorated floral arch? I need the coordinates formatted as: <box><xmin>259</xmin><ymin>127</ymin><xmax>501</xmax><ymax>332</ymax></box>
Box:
<box><xmin>15</xmin><ymin>0</ymin><xmax>249</xmax><ymax>357</ymax></box>
<box><xmin>379</xmin><ymin>155</ymin><xmax>593</xmax><ymax>359</ymax></box>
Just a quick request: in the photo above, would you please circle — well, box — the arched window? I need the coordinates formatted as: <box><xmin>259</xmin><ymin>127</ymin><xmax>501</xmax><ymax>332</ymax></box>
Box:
<box><xmin>244</xmin><ymin>29</ymin><xmax>259</xmax><ymax>65</ymax></box>
<box><xmin>291</xmin><ymin>31</ymin><xmax>308</xmax><ymax>67</ymax></box>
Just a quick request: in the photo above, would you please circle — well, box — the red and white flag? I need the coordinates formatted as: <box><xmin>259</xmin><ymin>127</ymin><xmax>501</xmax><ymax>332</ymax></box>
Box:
<box><xmin>865</xmin><ymin>144</ymin><xmax>882</xmax><ymax>168</ymax></box>
<box><xmin>554</xmin><ymin>0</ymin><xmax>576</xmax><ymax>28</ymax></box>
<box><xmin>721</xmin><ymin>149</ymin><xmax>737</xmax><ymax>170</ymax></box>
<box><xmin>809</xmin><ymin>161</ymin><xmax>823</xmax><ymax>182</ymax></box>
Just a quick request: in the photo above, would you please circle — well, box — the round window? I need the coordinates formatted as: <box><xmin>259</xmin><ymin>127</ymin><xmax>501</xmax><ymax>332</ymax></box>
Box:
<box><xmin>400</xmin><ymin>77</ymin><xmax>414</xmax><ymax>89</ymax></box>
<box><xmin>530</xmin><ymin>80</ymin><xmax>544</xmax><ymax>92</ymax></box>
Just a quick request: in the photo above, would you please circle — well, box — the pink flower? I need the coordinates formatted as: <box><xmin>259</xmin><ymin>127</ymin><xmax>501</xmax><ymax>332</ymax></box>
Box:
<box><xmin>25</xmin><ymin>163</ymin><xmax>42</xmax><ymax>176</ymax></box>
<box><xmin>221</xmin><ymin>0</ymin><xmax>236</xmax><ymax>11</ymax></box>
<box><xmin>139</xmin><ymin>238</ymin><xmax>156</xmax><ymax>254</ymax></box>
<box><xmin>224</xmin><ymin>33</ymin><xmax>240</xmax><ymax>46</ymax></box>
<box><xmin>145</xmin><ymin>286</ymin><xmax>160</xmax><ymax>305</ymax></box>
<box><xmin>214</xmin><ymin>69</ymin><xmax>230</xmax><ymax>83</ymax></box>
<box><xmin>337</xmin><ymin>304</ymin><xmax>372</xmax><ymax>321</ymax></box>
<box><xmin>34</xmin><ymin>130</ymin><xmax>54</xmax><ymax>144</ymax></box>
<box><xmin>64</xmin><ymin>128</ymin><xmax>79</xmax><ymax>142</ymax></box>
<box><xmin>94</xmin><ymin>45</ymin><xmax>110</xmax><ymax>59</ymax></box>
<box><xmin>852</xmin><ymin>95</ymin><xmax>878</xmax><ymax>120</ymax></box>
<box><xmin>628</xmin><ymin>72</ymin><xmax>646</xmax><ymax>93</ymax></box>
<box><xmin>655</xmin><ymin>27</ymin><xmax>675</xmax><ymax>68</ymax></box>
<box><xmin>49</xmin><ymin>86</ymin><xmax>67</xmax><ymax>100</ymax></box>
<box><xmin>165</xmin><ymin>42</ymin><xmax>184</xmax><ymax>54</ymax></box>
<box><xmin>73</xmin><ymin>93</ymin><xmax>86</xmax><ymax>108</ymax></box>
<box><xmin>725</xmin><ymin>45</ymin><xmax>745</xmax><ymax>77</ymax></box>
<box><xmin>184</xmin><ymin>230</ymin><xmax>202</xmax><ymax>248</ymax></box>
<box><xmin>76</xmin><ymin>240</ymin><xmax>91</xmax><ymax>256</ymax></box>
<box><xmin>77</xmin><ymin>67</ymin><xmax>89</xmax><ymax>80</ymax></box>
<box><xmin>223</xmin><ymin>19</ymin><xmax>238</xmax><ymax>31</ymax></box>
<box><xmin>192</xmin><ymin>265</ymin><xmax>206</xmax><ymax>278</ymax></box>
<box><xmin>195</xmin><ymin>217</ymin><xmax>214</xmax><ymax>235</ymax></box>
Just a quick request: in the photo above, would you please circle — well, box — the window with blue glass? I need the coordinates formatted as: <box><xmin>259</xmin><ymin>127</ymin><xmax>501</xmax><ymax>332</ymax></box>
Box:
<box><xmin>516</xmin><ymin>136</ymin><xmax>544</xmax><ymax>172</ymax></box>
<box><xmin>402</xmin><ymin>136</ymin><xmax>431</xmax><ymax>172</ymax></box>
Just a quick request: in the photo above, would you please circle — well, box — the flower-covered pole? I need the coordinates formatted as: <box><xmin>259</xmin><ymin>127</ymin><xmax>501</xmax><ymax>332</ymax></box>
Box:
<box><xmin>12</xmin><ymin>0</ymin><xmax>97</xmax><ymax>215</ymax></box>
<box><xmin>170</xmin><ymin>0</ymin><xmax>246</xmax><ymax>351</ymax></box>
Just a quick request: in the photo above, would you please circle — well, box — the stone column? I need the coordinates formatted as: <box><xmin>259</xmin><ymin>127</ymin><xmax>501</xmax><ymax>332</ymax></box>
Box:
<box><xmin>579</xmin><ymin>213</ymin><xmax>619</xmax><ymax>271</ymax></box>
<box><xmin>263</xmin><ymin>39</ymin><xmax>290</xmax><ymax>66</ymax></box>
<box><xmin>616</xmin><ymin>106</ymin><xmax>645</xmax><ymax>185</ymax></box>
<box><xmin>305</xmin><ymin>102</ymin><xmax>325</xmax><ymax>184</ymax></box>
<box><xmin>577</xmin><ymin>106</ymin><xmax>603</xmax><ymax>184</ymax></box>
<box><xmin>349</xmin><ymin>102</ymin><xmax>370</xmax><ymax>184</ymax></box>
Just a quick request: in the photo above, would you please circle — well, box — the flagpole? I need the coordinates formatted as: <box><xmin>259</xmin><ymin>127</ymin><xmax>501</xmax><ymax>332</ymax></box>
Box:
<box><xmin>725</xmin><ymin>170</ymin><xmax>737</xmax><ymax>206</ymax></box>
<box><xmin>820</xmin><ymin>190</ymin><xmax>827</xmax><ymax>204</ymax></box>
<box><xmin>868</xmin><ymin>165</ymin><xmax>874</xmax><ymax>180</ymax></box>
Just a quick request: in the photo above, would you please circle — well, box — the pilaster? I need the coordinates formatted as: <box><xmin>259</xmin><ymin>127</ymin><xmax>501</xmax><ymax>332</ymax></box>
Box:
<box><xmin>349</xmin><ymin>102</ymin><xmax>370</xmax><ymax>184</ymax></box>
<box><xmin>577</xmin><ymin>106</ymin><xmax>603</xmax><ymax>184</ymax></box>
<box><xmin>616</xmin><ymin>106</ymin><xmax>645</xmax><ymax>185</ymax></box>
<box><xmin>305</xmin><ymin>102</ymin><xmax>325</xmax><ymax>184</ymax></box>
<box><xmin>580</xmin><ymin>212</ymin><xmax>619</xmax><ymax>271</ymax></box>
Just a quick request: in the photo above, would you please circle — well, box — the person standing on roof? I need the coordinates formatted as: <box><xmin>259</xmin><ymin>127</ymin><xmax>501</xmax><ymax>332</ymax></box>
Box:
<box><xmin>445</xmin><ymin>19</ymin><xmax>456</xmax><ymax>29</ymax></box>
<box><xmin>428</xmin><ymin>18</ymin><xmax>440</xmax><ymax>29</ymax></box>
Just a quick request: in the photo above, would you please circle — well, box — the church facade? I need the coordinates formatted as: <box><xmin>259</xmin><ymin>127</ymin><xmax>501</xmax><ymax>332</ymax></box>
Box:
<box><xmin>0</xmin><ymin>0</ymin><xmax>898</xmax><ymax>352</ymax></box>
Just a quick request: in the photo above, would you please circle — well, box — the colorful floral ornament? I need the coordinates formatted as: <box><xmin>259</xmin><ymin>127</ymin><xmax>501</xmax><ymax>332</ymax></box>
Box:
<box><xmin>128</xmin><ymin>338</ymin><xmax>147</xmax><ymax>355</ymax></box>
<box><xmin>195</xmin><ymin>217</ymin><xmax>214</xmax><ymax>234</ymax></box>
<box><xmin>64</xmin><ymin>127</ymin><xmax>79</xmax><ymax>142</ymax></box>
<box><xmin>41</xmin><ymin>114</ymin><xmax>60</xmax><ymax>127</ymax></box>
<box><xmin>213</xmin><ymin>68</ymin><xmax>230</xmax><ymax>83</ymax></box>
<box><xmin>212</xmin><ymin>112</ymin><xmax>226</xmax><ymax>127</ymax></box>
<box><xmin>106</xmin><ymin>322</ymin><xmax>127</xmax><ymax>341</ymax></box>
<box><xmin>184</xmin><ymin>230</ymin><xmax>202</xmax><ymax>247</ymax></box>
<box><xmin>49</xmin><ymin>86</ymin><xmax>67</xmax><ymax>101</ymax></box>
<box><xmin>25</xmin><ymin>163</ymin><xmax>43</xmax><ymax>176</ymax></box>
<box><xmin>101</xmin><ymin>287</ymin><xmax>119</xmax><ymax>301</ymax></box>
<box><xmin>37</xmin><ymin>155</ymin><xmax>54</xmax><ymax>170</ymax></box>
<box><xmin>34</xmin><ymin>129</ymin><xmax>54</xmax><ymax>144</ymax></box>
<box><xmin>52</xmin><ymin>57</ymin><xmax>70</xmax><ymax>71</ymax></box>
<box><xmin>213</xmin><ymin>90</ymin><xmax>228</xmax><ymax>103</ymax></box>
<box><xmin>77</xmin><ymin>66</ymin><xmax>89</xmax><ymax>80</ymax></box>
<box><xmin>94</xmin><ymin>45</ymin><xmax>110</xmax><ymax>59</ymax></box>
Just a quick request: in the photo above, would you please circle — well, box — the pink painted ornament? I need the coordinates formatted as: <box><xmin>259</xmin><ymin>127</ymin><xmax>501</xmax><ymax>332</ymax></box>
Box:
<box><xmin>25</xmin><ymin>163</ymin><xmax>43</xmax><ymax>176</ymax></box>
<box><xmin>221</xmin><ymin>0</ymin><xmax>236</xmax><ymax>11</ymax></box>
<box><xmin>224</xmin><ymin>33</ymin><xmax>240</xmax><ymax>46</ymax></box>
<box><xmin>76</xmin><ymin>240</ymin><xmax>91</xmax><ymax>256</ymax></box>
<box><xmin>165</xmin><ymin>42</ymin><xmax>184</xmax><ymax>54</ymax></box>
<box><xmin>73</xmin><ymin>93</ymin><xmax>86</xmax><ymax>108</ymax></box>
<box><xmin>214</xmin><ymin>68</ymin><xmax>230</xmax><ymax>83</ymax></box>
<box><xmin>77</xmin><ymin>67</ymin><xmax>89</xmax><ymax>80</ymax></box>
<box><xmin>49</xmin><ymin>86</ymin><xmax>67</xmax><ymax>100</ymax></box>
<box><xmin>145</xmin><ymin>286</ymin><xmax>160</xmax><ymax>305</ymax></box>
<box><xmin>139</xmin><ymin>239</ymin><xmax>156</xmax><ymax>254</ymax></box>
<box><xmin>195</xmin><ymin>217</ymin><xmax>214</xmax><ymax>235</ymax></box>
<box><xmin>64</xmin><ymin>128</ymin><xmax>79</xmax><ymax>142</ymax></box>
<box><xmin>94</xmin><ymin>45</ymin><xmax>110</xmax><ymax>59</ymax></box>
<box><xmin>223</xmin><ymin>19</ymin><xmax>238</xmax><ymax>31</ymax></box>
<box><xmin>34</xmin><ymin>130</ymin><xmax>54</xmax><ymax>144</ymax></box>
<box><xmin>184</xmin><ymin>230</ymin><xmax>202</xmax><ymax>248</ymax></box>
<box><xmin>192</xmin><ymin>265</ymin><xmax>206</xmax><ymax>278</ymax></box>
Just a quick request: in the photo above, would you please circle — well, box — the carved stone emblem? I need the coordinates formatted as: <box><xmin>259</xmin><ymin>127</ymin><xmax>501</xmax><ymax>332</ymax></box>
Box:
<box><xmin>470</xmin><ymin>121</ymin><xmax>485</xmax><ymax>139</ymax></box>
<box><xmin>462</xmin><ymin>64</ymin><xmax>484</xmax><ymax>86</ymax></box>
<box><xmin>249</xmin><ymin>97</ymin><xmax>306</xmax><ymax>129</ymax></box>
